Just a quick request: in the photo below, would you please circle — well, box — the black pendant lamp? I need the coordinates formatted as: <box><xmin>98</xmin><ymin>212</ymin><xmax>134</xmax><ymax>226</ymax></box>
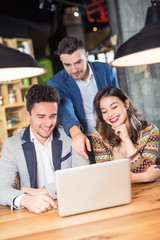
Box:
<box><xmin>111</xmin><ymin>0</ymin><xmax>160</xmax><ymax>67</ymax></box>
<box><xmin>0</xmin><ymin>44</ymin><xmax>46</xmax><ymax>81</ymax></box>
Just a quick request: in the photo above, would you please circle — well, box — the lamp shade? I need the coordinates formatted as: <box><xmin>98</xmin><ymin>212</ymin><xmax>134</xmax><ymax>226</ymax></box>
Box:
<box><xmin>111</xmin><ymin>0</ymin><xmax>160</xmax><ymax>67</ymax></box>
<box><xmin>0</xmin><ymin>44</ymin><xmax>47</xmax><ymax>81</ymax></box>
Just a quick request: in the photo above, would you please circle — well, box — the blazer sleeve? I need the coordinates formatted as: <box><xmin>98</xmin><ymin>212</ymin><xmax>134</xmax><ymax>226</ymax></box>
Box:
<box><xmin>58</xmin><ymin>97</ymin><xmax>83</xmax><ymax>135</ymax></box>
<box><xmin>0</xmin><ymin>138</ymin><xmax>25</xmax><ymax>210</ymax></box>
<box><xmin>48</xmin><ymin>76</ymin><xmax>84</xmax><ymax>136</ymax></box>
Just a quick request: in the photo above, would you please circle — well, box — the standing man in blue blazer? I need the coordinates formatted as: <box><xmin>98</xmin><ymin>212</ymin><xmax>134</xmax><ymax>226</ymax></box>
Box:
<box><xmin>48</xmin><ymin>36</ymin><xmax>119</xmax><ymax>164</ymax></box>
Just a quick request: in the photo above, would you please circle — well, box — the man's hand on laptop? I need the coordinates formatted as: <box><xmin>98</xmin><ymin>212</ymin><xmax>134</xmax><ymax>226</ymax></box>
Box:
<box><xmin>20</xmin><ymin>193</ymin><xmax>57</xmax><ymax>214</ymax></box>
<box><xmin>69</xmin><ymin>125</ymin><xmax>91</xmax><ymax>159</ymax></box>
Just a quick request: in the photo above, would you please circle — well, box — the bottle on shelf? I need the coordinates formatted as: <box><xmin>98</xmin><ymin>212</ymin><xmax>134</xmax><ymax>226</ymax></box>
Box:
<box><xmin>8</xmin><ymin>87</ymin><xmax>16</xmax><ymax>104</ymax></box>
<box><xmin>7</xmin><ymin>119</ymin><xmax>12</xmax><ymax>128</ymax></box>
<box><xmin>17</xmin><ymin>42</ymin><xmax>25</xmax><ymax>52</ymax></box>
<box><xmin>22</xmin><ymin>78</ymin><xmax>30</xmax><ymax>86</ymax></box>
<box><xmin>0</xmin><ymin>95</ymin><xmax>3</xmax><ymax>105</ymax></box>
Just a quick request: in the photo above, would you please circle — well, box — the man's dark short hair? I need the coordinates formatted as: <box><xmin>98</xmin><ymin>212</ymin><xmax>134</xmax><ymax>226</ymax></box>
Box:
<box><xmin>26</xmin><ymin>84</ymin><xmax>60</xmax><ymax>114</ymax></box>
<box><xmin>58</xmin><ymin>36</ymin><xmax>85</xmax><ymax>56</ymax></box>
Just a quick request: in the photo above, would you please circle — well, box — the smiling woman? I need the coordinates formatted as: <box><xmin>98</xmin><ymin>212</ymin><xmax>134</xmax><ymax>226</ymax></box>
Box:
<box><xmin>91</xmin><ymin>86</ymin><xmax>160</xmax><ymax>184</ymax></box>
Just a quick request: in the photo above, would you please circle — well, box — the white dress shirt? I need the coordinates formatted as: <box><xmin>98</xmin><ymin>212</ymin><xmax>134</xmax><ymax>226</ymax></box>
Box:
<box><xmin>31</xmin><ymin>130</ymin><xmax>55</xmax><ymax>188</ymax></box>
<box><xmin>76</xmin><ymin>65</ymin><xmax>98</xmax><ymax>136</ymax></box>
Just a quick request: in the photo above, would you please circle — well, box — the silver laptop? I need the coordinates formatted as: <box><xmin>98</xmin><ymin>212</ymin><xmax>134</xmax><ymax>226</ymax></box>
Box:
<box><xmin>55</xmin><ymin>158</ymin><xmax>131</xmax><ymax>217</ymax></box>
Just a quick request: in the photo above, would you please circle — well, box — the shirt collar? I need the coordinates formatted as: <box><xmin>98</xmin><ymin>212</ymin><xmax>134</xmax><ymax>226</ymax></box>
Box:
<box><xmin>88</xmin><ymin>64</ymin><xmax>93</xmax><ymax>80</ymax></box>
<box><xmin>30</xmin><ymin>128</ymin><xmax>53</xmax><ymax>145</ymax></box>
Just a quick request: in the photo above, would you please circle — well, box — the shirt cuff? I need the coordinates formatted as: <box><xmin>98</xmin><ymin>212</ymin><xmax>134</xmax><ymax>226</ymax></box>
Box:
<box><xmin>13</xmin><ymin>193</ymin><xmax>27</xmax><ymax>209</ymax></box>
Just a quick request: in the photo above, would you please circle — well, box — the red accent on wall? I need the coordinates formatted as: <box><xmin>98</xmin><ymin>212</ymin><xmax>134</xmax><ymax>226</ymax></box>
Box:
<box><xmin>85</xmin><ymin>0</ymin><xmax>109</xmax><ymax>23</ymax></box>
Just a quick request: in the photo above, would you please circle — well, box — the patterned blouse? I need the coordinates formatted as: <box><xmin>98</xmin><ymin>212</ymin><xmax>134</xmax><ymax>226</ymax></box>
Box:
<box><xmin>91</xmin><ymin>123</ymin><xmax>159</xmax><ymax>173</ymax></box>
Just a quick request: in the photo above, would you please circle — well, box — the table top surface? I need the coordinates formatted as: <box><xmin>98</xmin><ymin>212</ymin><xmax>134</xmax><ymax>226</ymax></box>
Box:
<box><xmin>0</xmin><ymin>180</ymin><xmax>160</xmax><ymax>240</ymax></box>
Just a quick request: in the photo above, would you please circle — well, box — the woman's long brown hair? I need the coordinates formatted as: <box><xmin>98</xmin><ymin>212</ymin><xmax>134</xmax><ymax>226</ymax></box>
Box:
<box><xmin>93</xmin><ymin>86</ymin><xmax>148</xmax><ymax>147</ymax></box>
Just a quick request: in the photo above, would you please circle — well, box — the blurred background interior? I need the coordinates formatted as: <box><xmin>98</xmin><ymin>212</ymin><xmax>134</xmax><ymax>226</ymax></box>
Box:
<box><xmin>0</xmin><ymin>0</ymin><xmax>160</xmax><ymax>154</ymax></box>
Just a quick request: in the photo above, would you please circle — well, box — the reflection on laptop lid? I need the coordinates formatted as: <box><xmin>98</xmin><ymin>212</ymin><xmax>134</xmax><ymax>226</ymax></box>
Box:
<box><xmin>55</xmin><ymin>158</ymin><xmax>131</xmax><ymax>217</ymax></box>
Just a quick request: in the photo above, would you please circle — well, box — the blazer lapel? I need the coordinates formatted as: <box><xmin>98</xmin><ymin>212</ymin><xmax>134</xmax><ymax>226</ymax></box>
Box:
<box><xmin>64</xmin><ymin>71</ymin><xmax>86</xmax><ymax>128</ymax></box>
<box><xmin>51</xmin><ymin>127</ymin><xmax>62</xmax><ymax>171</ymax></box>
<box><xmin>65</xmin><ymin>73</ymin><xmax>82</xmax><ymax>100</ymax></box>
<box><xmin>89</xmin><ymin>61</ymin><xmax>103</xmax><ymax>89</ymax></box>
<box><xmin>22</xmin><ymin>126</ymin><xmax>37</xmax><ymax>188</ymax></box>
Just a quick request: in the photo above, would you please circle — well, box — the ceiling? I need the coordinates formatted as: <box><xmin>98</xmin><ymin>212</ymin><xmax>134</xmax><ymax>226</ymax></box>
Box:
<box><xmin>0</xmin><ymin>0</ymin><xmax>108</xmax><ymax>28</ymax></box>
<box><xmin>0</xmin><ymin>0</ymin><xmax>110</xmax><ymax>62</ymax></box>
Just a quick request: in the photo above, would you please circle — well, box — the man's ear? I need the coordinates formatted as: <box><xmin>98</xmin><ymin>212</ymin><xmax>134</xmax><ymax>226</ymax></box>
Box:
<box><xmin>85</xmin><ymin>51</ymin><xmax>89</xmax><ymax>61</ymax></box>
<box><xmin>125</xmin><ymin>99</ymin><xmax>130</xmax><ymax>110</ymax></box>
<box><xmin>25</xmin><ymin>110</ymin><xmax>31</xmax><ymax>122</ymax></box>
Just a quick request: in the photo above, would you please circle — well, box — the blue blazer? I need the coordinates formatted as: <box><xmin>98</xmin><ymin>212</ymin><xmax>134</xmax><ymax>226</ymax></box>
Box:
<box><xmin>48</xmin><ymin>61</ymin><xmax>119</xmax><ymax>136</ymax></box>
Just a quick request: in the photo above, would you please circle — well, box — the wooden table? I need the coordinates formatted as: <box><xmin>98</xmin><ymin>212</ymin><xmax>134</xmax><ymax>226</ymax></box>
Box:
<box><xmin>0</xmin><ymin>180</ymin><xmax>160</xmax><ymax>240</ymax></box>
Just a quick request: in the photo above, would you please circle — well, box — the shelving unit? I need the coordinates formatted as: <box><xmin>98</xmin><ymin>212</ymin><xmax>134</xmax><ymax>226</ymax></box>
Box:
<box><xmin>0</xmin><ymin>37</ymin><xmax>38</xmax><ymax>153</ymax></box>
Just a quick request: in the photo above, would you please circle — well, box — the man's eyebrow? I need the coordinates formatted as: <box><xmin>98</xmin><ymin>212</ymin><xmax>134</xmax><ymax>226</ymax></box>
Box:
<box><xmin>36</xmin><ymin>113</ymin><xmax>45</xmax><ymax>116</ymax></box>
<box><xmin>75</xmin><ymin>59</ymin><xmax>82</xmax><ymax>63</ymax></box>
<box><xmin>36</xmin><ymin>113</ymin><xmax>57</xmax><ymax>116</ymax></box>
<box><xmin>50</xmin><ymin>113</ymin><xmax>57</xmax><ymax>116</ymax></box>
<box><xmin>63</xmin><ymin>62</ymin><xmax>70</xmax><ymax>65</ymax></box>
<box><xmin>63</xmin><ymin>59</ymin><xmax>82</xmax><ymax>65</ymax></box>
